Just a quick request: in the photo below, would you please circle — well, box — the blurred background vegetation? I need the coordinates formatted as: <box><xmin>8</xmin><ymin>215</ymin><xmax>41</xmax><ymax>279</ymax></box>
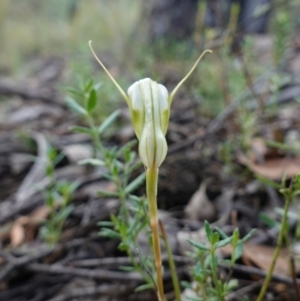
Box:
<box><xmin>1</xmin><ymin>0</ymin><xmax>298</xmax><ymax>120</ymax></box>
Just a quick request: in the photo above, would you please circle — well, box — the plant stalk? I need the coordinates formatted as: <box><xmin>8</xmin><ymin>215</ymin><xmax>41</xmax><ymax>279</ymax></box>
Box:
<box><xmin>256</xmin><ymin>192</ymin><xmax>292</xmax><ymax>301</ymax></box>
<box><xmin>146</xmin><ymin>167</ymin><xmax>164</xmax><ymax>301</ymax></box>
<box><xmin>159</xmin><ymin>220</ymin><xmax>181</xmax><ymax>301</ymax></box>
<box><xmin>210</xmin><ymin>249</ymin><xmax>224</xmax><ymax>301</ymax></box>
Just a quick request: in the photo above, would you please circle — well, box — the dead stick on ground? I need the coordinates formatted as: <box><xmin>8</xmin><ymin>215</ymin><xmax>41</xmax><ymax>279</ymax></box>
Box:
<box><xmin>47</xmin><ymin>284</ymin><xmax>135</xmax><ymax>301</ymax></box>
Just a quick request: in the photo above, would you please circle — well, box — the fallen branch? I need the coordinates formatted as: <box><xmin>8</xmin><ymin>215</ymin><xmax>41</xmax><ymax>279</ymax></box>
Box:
<box><xmin>26</xmin><ymin>263</ymin><xmax>143</xmax><ymax>282</ymax></box>
<box><xmin>47</xmin><ymin>284</ymin><xmax>135</xmax><ymax>301</ymax></box>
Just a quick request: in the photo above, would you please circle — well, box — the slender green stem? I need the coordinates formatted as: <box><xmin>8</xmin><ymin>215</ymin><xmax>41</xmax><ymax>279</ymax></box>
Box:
<box><xmin>199</xmin><ymin>282</ymin><xmax>208</xmax><ymax>300</ymax></box>
<box><xmin>87</xmin><ymin>114</ymin><xmax>130</xmax><ymax>223</ymax></box>
<box><xmin>210</xmin><ymin>249</ymin><xmax>224</xmax><ymax>301</ymax></box>
<box><xmin>87</xmin><ymin>115</ymin><xmax>149</xmax><ymax>285</ymax></box>
<box><xmin>87</xmin><ymin>116</ymin><xmax>105</xmax><ymax>155</ymax></box>
<box><xmin>126</xmin><ymin>246</ymin><xmax>151</xmax><ymax>283</ymax></box>
<box><xmin>159</xmin><ymin>221</ymin><xmax>181</xmax><ymax>301</ymax></box>
<box><xmin>256</xmin><ymin>193</ymin><xmax>292</xmax><ymax>301</ymax></box>
<box><xmin>146</xmin><ymin>167</ymin><xmax>165</xmax><ymax>301</ymax></box>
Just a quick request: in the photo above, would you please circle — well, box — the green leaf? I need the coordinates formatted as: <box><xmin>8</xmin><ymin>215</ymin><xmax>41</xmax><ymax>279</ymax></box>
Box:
<box><xmin>188</xmin><ymin>239</ymin><xmax>209</xmax><ymax>251</ymax></box>
<box><xmin>215</xmin><ymin>236</ymin><xmax>232</xmax><ymax>249</ymax></box>
<box><xmin>241</xmin><ymin>228</ymin><xmax>256</xmax><ymax>242</ymax></box>
<box><xmin>233</xmin><ymin>242</ymin><xmax>243</xmax><ymax>261</ymax></box>
<box><xmin>115</xmin><ymin>140</ymin><xmax>138</xmax><ymax>158</ymax></box>
<box><xmin>211</xmin><ymin>232</ymin><xmax>220</xmax><ymax>245</ymax></box>
<box><xmin>66</xmin><ymin>87</ymin><xmax>83</xmax><ymax>97</ymax></box>
<box><xmin>215</xmin><ymin>227</ymin><xmax>228</xmax><ymax>239</ymax></box>
<box><xmin>275</xmin><ymin>207</ymin><xmax>298</xmax><ymax>220</ymax></box>
<box><xmin>98</xmin><ymin>110</ymin><xmax>121</xmax><ymax>134</ymax></box>
<box><xmin>264</xmin><ymin>139</ymin><xmax>300</xmax><ymax>154</ymax></box>
<box><xmin>135</xmin><ymin>283</ymin><xmax>154</xmax><ymax>292</ymax></box>
<box><xmin>119</xmin><ymin>265</ymin><xmax>134</xmax><ymax>272</ymax></box>
<box><xmin>226</xmin><ymin>279</ymin><xmax>239</xmax><ymax>290</ymax></box>
<box><xmin>53</xmin><ymin>152</ymin><xmax>65</xmax><ymax>167</ymax></box>
<box><xmin>78</xmin><ymin>158</ymin><xmax>105</xmax><ymax>166</ymax></box>
<box><xmin>53</xmin><ymin>205</ymin><xmax>74</xmax><ymax>223</ymax></box>
<box><xmin>256</xmin><ymin>174</ymin><xmax>281</xmax><ymax>189</ymax></box>
<box><xmin>70</xmin><ymin>126</ymin><xmax>92</xmax><ymax>135</ymax></box>
<box><xmin>87</xmin><ymin>89</ymin><xmax>97</xmax><ymax>113</ymax></box>
<box><xmin>125</xmin><ymin>172</ymin><xmax>146</xmax><ymax>194</ymax></box>
<box><xmin>232</xmin><ymin>228</ymin><xmax>240</xmax><ymax>245</ymax></box>
<box><xmin>259</xmin><ymin>212</ymin><xmax>280</xmax><ymax>229</ymax></box>
<box><xmin>181</xmin><ymin>281</ymin><xmax>193</xmax><ymax>290</ymax></box>
<box><xmin>204</xmin><ymin>253</ymin><xmax>213</xmax><ymax>268</ymax></box>
<box><xmin>204</xmin><ymin>221</ymin><xmax>213</xmax><ymax>242</ymax></box>
<box><xmin>118</xmin><ymin>242</ymin><xmax>129</xmax><ymax>251</ymax></box>
<box><xmin>84</xmin><ymin>79</ymin><xmax>94</xmax><ymax>92</ymax></box>
<box><xmin>99</xmin><ymin>228</ymin><xmax>121</xmax><ymax>239</ymax></box>
<box><xmin>97</xmin><ymin>221</ymin><xmax>113</xmax><ymax>227</ymax></box>
<box><xmin>220</xmin><ymin>259</ymin><xmax>232</xmax><ymax>265</ymax></box>
<box><xmin>66</xmin><ymin>96</ymin><xmax>87</xmax><ymax>116</ymax></box>
<box><xmin>97</xmin><ymin>190</ymin><xmax>119</xmax><ymax>198</ymax></box>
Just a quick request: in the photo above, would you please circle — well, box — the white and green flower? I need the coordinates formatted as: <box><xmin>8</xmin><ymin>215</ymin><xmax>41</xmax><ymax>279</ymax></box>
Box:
<box><xmin>89</xmin><ymin>41</ymin><xmax>211</xmax><ymax>169</ymax></box>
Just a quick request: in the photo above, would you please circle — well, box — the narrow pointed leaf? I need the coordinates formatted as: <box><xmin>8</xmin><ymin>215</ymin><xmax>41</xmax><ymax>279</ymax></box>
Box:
<box><xmin>204</xmin><ymin>220</ymin><xmax>213</xmax><ymax>242</ymax></box>
<box><xmin>70</xmin><ymin>126</ymin><xmax>92</xmax><ymax>135</ymax></box>
<box><xmin>215</xmin><ymin>236</ymin><xmax>232</xmax><ymax>249</ymax></box>
<box><xmin>87</xmin><ymin>89</ymin><xmax>97</xmax><ymax>113</ymax></box>
<box><xmin>125</xmin><ymin>172</ymin><xmax>146</xmax><ymax>194</ymax></box>
<box><xmin>78</xmin><ymin>158</ymin><xmax>105</xmax><ymax>166</ymax></box>
<box><xmin>66</xmin><ymin>97</ymin><xmax>87</xmax><ymax>116</ymax></box>
<box><xmin>241</xmin><ymin>228</ymin><xmax>256</xmax><ymax>242</ymax></box>
<box><xmin>98</xmin><ymin>110</ymin><xmax>121</xmax><ymax>134</ymax></box>
<box><xmin>188</xmin><ymin>239</ymin><xmax>209</xmax><ymax>251</ymax></box>
<box><xmin>97</xmin><ymin>190</ymin><xmax>119</xmax><ymax>198</ymax></box>
<box><xmin>135</xmin><ymin>283</ymin><xmax>154</xmax><ymax>292</ymax></box>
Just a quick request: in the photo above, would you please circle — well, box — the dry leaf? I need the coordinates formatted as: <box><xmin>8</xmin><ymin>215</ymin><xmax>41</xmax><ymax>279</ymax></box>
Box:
<box><xmin>251</xmin><ymin>138</ymin><xmax>267</xmax><ymax>161</ymax></box>
<box><xmin>243</xmin><ymin>243</ymin><xmax>291</xmax><ymax>275</ymax></box>
<box><xmin>29</xmin><ymin>206</ymin><xmax>50</xmax><ymax>223</ymax></box>
<box><xmin>221</xmin><ymin>243</ymin><xmax>300</xmax><ymax>275</ymax></box>
<box><xmin>185</xmin><ymin>179</ymin><xmax>216</xmax><ymax>222</ymax></box>
<box><xmin>10</xmin><ymin>223</ymin><xmax>25</xmax><ymax>247</ymax></box>
<box><xmin>238</xmin><ymin>153</ymin><xmax>300</xmax><ymax>180</ymax></box>
<box><xmin>8</xmin><ymin>207</ymin><xmax>49</xmax><ymax>247</ymax></box>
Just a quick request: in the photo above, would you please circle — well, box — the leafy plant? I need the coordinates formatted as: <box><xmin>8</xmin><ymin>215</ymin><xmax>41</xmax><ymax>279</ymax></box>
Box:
<box><xmin>67</xmin><ymin>78</ymin><xmax>158</xmax><ymax>292</ymax></box>
<box><xmin>257</xmin><ymin>174</ymin><xmax>300</xmax><ymax>301</ymax></box>
<box><xmin>187</xmin><ymin>221</ymin><xmax>255</xmax><ymax>301</ymax></box>
<box><xmin>87</xmin><ymin>40</ymin><xmax>211</xmax><ymax>301</ymax></box>
<box><xmin>40</xmin><ymin>147</ymin><xmax>78</xmax><ymax>244</ymax></box>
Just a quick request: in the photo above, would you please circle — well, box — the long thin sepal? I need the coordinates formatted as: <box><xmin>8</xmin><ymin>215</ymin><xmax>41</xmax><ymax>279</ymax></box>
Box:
<box><xmin>89</xmin><ymin>41</ymin><xmax>130</xmax><ymax>105</ymax></box>
<box><xmin>168</xmin><ymin>49</ymin><xmax>212</xmax><ymax>105</ymax></box>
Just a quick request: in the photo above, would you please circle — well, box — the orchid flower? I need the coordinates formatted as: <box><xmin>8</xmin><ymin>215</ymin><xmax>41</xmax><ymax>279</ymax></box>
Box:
<box><xmin>89</xmin><ymin>41</ymin><xmax>211</xmax><ymax>301</ymax></box>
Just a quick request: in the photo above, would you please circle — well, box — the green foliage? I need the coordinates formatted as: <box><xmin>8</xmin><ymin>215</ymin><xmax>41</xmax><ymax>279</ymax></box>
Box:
<box><xmin>67</xmin><ymin>79</ymin><xmax>157</xmax><ymax>291</ymax></box>
<box><xmin>187</xmin><ymin>221</ymin><xmax>255</xmax><ymax>301</ymax></box>
<box><xmin>260</xmin><ymin>174</ymin><xmax>300</xmax><ymax>241</ymax></box>
<box><xmin>257</xmin><ymin>174</ymin><xmax>300</xmax><ymax>301</ymax></box>
<box><xmin>270</xmin><ymin>1</ymin><xmax>297</xmax><ymax>66</ymax></box>
<box><xmin>0</xmin><ymin>0</ymin><xmax>141</xmax><ymax>73</ymax></box>
<box><xmin>40</xmin><ymin>147</ymin><xmax>78</xmax><ymax>244</ymax></box>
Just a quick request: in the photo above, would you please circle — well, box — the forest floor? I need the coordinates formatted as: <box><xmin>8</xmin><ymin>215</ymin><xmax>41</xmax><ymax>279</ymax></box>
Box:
<box><xmin>0</xmin><ymin>32</ymin><xmax>300</xmax><ymax>301</ymax></box>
